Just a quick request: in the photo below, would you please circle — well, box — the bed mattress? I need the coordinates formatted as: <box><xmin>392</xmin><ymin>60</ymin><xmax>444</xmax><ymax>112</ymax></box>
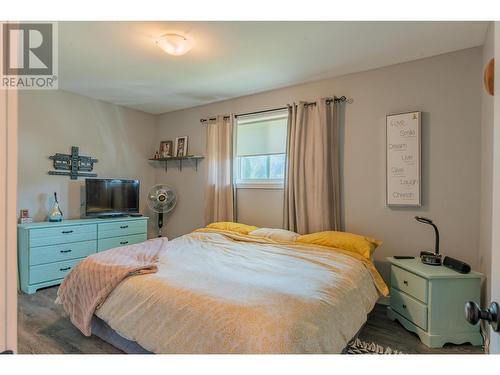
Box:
<box><xmin>93</xmin><ymin>229</ymin><xmax>385</xmax><ymax>353</ymax></box>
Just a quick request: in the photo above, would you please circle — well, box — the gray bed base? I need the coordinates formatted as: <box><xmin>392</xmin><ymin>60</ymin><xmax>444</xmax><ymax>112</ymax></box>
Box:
<box><xmin>91</xmin><ymin>316</ymin><xmax>152</xmax><ymax>354</ymax></box>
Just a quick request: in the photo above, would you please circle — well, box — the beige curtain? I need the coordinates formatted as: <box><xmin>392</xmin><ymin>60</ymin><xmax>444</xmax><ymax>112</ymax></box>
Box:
<box><xmin>283</xmin><ymin>98</ymin><xmax>341</xmax><ymax>234</ymax></box>
<box><xmin>204</xmin><ymin>115</ymin><xmax>235</xmax><ymax>224</ymax></box>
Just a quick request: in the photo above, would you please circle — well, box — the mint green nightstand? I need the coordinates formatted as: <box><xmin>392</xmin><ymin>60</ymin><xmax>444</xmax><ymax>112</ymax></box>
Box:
<box><xmin>387</xmin><ymin>257</ymin><xmax>482</xmax><ymax>348</ymax></box>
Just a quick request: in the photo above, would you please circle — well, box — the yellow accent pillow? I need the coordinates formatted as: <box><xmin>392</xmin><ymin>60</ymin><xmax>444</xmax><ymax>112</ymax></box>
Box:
<box><xmin>206</xmin><ymin>222</ymin><xmax>258</xmax><ymax>235</ymax></box>
<box><xmin>296</xmin><ymin>231</ymin><xmax>382</xmax><ymax>259</ymax></box>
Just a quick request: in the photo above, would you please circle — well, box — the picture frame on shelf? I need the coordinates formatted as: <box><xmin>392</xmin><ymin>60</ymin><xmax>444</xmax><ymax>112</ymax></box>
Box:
<box><xmin>160</xmin><ymin>140</ymin><xmax>173</xmax><ymax>158</ymax></box>
<box><xmin>174</xmin><ymin>136</ymin><xmax>188</xmax><ymax>157</ymax></box>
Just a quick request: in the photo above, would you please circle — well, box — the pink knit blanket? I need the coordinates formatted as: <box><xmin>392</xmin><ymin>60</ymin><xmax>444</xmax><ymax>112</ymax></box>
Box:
<box><xmin>56</xmin><ymin>237</ymin><xmax>168</xmax><ymax>336</ymax></box>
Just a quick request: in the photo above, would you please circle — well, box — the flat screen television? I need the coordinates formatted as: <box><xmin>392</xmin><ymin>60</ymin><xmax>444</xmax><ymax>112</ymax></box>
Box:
<box><xmin>85</xmin><ymin>179</ymin><xmax>139</xmax><ymax>217</ymax></box>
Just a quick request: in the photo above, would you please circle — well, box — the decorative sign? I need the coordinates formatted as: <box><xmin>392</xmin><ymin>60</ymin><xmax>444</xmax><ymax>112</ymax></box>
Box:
<box><xmin>48</xmin><ymin>146</ymin><xmax>98</xmax><ymax>180</ymax></box>
<box><xmin>386</xmin><ymin>111</ymin><xmax>421</xmax><ymax>206</ymax></box>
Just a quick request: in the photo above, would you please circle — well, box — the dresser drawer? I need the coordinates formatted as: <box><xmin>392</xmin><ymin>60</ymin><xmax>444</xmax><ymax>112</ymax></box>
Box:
<box><xmin>391</xmin><ymin>288</ymin><xmax>428</xmax><ymax>330</ymax></box>
<box><xmin>391</xmin><ymin>265</ymin><xmax>428</xmax><ymax>303</ymax></box>
<box><xmin>98</xmin><ymin>220</ymin><xmax>147</xmax><ymax>239</ymax></box>
<box><xmin>97</xmin><ymin>233</ymin><xmax>147</xmax><ymax>252</ymax></box>
<box><xmin>29</xmin><ymin>224</ymin><xmax>97</xmax><ymax>247</ymax></box>
<box><xmin>29</xmin><ymin>258</ymin><xmax>84</xmax><ymax>284</ymax></box>
<box><xmin>29</xmin><ymin>240</ymin><xmax>97</xmax><ymax>266</ymax></box>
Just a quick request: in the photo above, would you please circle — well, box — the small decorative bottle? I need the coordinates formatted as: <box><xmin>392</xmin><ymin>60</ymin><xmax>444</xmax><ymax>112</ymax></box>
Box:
<box><xmin>48</xmin><ymin>192</ymin><xmax>63</xmax><ymax>222</ymax></box>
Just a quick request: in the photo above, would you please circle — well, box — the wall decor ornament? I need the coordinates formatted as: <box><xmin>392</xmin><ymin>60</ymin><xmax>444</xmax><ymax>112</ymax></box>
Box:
<box><xmin>386</xmin><ymin>111</ymin><xmax>421</xmax><ymax>206</ymax></box>
<box><xmin>484</xmin><ymin>58</ymin><xmax>494</xmax><ymax>96</ymax></box>
<box><xmin>48</xmin><ymin>146</ymin><xmax>98</xmax><ymax>180</ymax></box>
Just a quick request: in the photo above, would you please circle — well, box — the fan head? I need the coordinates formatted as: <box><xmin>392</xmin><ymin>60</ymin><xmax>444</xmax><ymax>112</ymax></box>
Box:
<box><xmin>147</xmin><ymin>184</ymin><xmax>177</xmax><ymax>214</ymax></box>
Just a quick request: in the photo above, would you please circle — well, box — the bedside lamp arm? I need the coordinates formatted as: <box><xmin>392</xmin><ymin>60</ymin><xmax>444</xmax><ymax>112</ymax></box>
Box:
<box><xmin>430</xmin><ymin>222</ymin><xmax>440</xmax><ymax>255</ymax></box>
<box><xmin>415</xmin><ymin>216</ymin><xmax>440</xmax><ymax>255</ymax></box>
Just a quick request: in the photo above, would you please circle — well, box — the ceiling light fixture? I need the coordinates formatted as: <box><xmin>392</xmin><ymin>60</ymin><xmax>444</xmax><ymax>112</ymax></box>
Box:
<box><xmin>155</xmin><ymin>34</ymin><xmax>192</xmax><ymax>56</ymax></box>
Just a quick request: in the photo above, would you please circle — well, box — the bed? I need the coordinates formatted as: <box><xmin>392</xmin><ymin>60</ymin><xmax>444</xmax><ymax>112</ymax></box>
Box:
<box><xmin>59</xmin><ymin>228</ymin><xmax>388</xmax><ymax>354</ymax></box>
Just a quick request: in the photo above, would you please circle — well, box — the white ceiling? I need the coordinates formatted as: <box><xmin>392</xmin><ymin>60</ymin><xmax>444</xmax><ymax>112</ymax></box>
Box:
<box><xmin>59</xmin><ymin>21</ymin><xmax>489</xmax><ymax>114</ymax></box>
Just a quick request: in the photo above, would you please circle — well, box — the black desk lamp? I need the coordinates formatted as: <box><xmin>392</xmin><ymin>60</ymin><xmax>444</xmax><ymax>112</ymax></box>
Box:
<box><xmin>415</xmin><ymin>216</ymin><xmax>442</xmax><ymax>266</ymax></box>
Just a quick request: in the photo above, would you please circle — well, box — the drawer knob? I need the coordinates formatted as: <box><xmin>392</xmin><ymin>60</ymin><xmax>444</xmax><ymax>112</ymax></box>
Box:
<box><xmin>403</xmin><ymin>280</ymin><xmax>408</xmax><ymax>285</ymax></box>
<box><xmin>402</xmin><ymin>304</ymin><xmax>407</xmax><ymax>309</ymax></box>
<box><xmin>61</xmin><ymin>230</ymin><xmax>73</xmax><ymax>234</ymax></box>
<box><xmin>59</xmin><ymin>267</ymin><xmax>71</xmax><ymax>271</ymax></box>
<box><xmin>120</xmin><ymin>225</ymin><xmax>129</xmax><ymax>229</ymax></box>
<box><xmin>120</xmin><ymin>241</ymin><xmax>129</xmax><ymax>245</ymax></box>
<box><xmin>60</xmin><ymin>249</ymin><xmax>72</xmax><ymax>253</ymax></box>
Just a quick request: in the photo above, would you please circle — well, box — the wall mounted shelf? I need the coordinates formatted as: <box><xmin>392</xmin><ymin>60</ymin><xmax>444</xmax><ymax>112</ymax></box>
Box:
<box><xmin>149</xmin><ymin>155</ymin><xmax>204</xmax><ymax>172</ymax></box>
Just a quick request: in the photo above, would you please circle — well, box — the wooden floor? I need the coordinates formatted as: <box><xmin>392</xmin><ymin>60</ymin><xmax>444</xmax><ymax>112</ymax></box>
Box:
<box><xmin>357</xmin><ymin>303</ymin><xmax>484</xmax><ymax>354</ymax></box>
<box><xmin>18</xmin><ymin>286</ymin><xmax>484</xmax><ymax>354</ymax></box>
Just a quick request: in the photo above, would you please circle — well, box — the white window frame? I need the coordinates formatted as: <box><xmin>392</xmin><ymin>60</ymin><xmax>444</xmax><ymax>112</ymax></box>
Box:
<box><xmin>234</xmin><ymin>110</ymin><xmax>288</xmax><ymax>190</ymax></box>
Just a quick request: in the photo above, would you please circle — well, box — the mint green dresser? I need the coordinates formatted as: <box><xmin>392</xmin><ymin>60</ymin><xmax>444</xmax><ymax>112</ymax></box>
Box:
<box><xmin>18</xmin><ymin>217</ymin><xmax>149</xmax><ymax>294</ymax></box>
<box><xmin>387</xmin><ymin>257</ymin><xmax>482</xmax><ymax>348</ymax></box>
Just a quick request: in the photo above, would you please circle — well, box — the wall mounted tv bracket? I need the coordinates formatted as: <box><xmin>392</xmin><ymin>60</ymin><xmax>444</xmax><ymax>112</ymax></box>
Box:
<box><xmin>48</xmin><ymin>146</ymin><xmax>98</xmax><ymax>180</ymax></box>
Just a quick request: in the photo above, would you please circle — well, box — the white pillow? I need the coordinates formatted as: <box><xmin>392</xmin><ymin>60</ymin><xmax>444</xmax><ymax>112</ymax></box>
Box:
<box><xmin>249</xmin><ymin>228</ymin><xmax>300</xmax><ymax>242</ymax></box>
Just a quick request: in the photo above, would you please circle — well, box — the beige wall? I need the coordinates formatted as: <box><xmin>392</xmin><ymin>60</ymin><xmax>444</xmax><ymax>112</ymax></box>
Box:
<box><xmin>156</xmin><ymin>47</ymin><xmax>483</xmax><ymax>283</ymax></box>
<box><xmin>17</xmin><ymin>90</ymin><xmax>158</xmax><ymax>237</ymax></box>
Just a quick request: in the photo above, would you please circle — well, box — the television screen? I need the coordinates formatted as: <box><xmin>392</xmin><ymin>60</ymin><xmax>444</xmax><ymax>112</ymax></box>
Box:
<box><xmin>85</xmin><ymin>179</ymin><xmax>139</xmax><ymax>217</ymax></box>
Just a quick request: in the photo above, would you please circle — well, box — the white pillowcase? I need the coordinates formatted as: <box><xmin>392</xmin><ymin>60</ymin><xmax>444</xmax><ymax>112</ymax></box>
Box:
<box><xmin>249</xmin><ymin>228</ymin><xmax>300</xmax><ymax>242</ymax></box>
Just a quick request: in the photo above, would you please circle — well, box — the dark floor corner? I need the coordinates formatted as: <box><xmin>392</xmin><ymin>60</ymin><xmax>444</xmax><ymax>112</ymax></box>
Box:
<box><xmin>18</xmin><ymin>286</ymin><xmax>484</xmax><ymax>354</ymax></box>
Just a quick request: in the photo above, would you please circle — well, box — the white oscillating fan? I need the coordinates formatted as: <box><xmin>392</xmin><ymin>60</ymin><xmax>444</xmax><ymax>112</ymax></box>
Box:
<box><xmin>146</xmin><ymin>184</ymin><xmax>177</xmax><ymax>237</ymax></box>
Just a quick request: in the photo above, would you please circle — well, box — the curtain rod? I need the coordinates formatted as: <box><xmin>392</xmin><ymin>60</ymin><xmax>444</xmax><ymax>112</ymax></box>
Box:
<box><xmin>199</xmin><ymin>96</ymin><xmax>352</xmax><ymax>123</ymax></box>
<box><xmin>305</xmin><ymin>96</ymin><xmax>353</xmax><ymax>106</ymax></box>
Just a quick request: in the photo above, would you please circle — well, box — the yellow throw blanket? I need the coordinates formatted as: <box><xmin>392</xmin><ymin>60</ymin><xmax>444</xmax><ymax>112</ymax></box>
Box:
<box><xmin>56</xmin><ymin>237</ymin><xmax>168</xmax><ymax>336</ymax></box>
<box><xmin>95</xmin><ymin>229</ymin><xmax>388</xmax><ymax>353</ymax></box>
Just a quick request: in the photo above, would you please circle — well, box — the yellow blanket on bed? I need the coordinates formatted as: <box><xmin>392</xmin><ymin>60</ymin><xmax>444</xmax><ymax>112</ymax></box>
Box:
<box><xmin>95</xmin><ymin>229</ymin><xmax>388</xmax><ymax>353</ymax></box>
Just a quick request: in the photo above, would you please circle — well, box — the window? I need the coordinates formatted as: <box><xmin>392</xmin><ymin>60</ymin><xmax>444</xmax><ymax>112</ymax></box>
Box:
<box><xmin>235</xmin><ymin>109</ymin><xmax>288</xmax><ymax>187</ymax></box>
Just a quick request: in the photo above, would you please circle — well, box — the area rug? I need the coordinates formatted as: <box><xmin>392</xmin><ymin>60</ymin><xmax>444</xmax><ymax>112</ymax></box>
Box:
<box><xmin>344</xmin><ymin>338</ymin><xmax>404</xmax><ymax>354</ymax></box>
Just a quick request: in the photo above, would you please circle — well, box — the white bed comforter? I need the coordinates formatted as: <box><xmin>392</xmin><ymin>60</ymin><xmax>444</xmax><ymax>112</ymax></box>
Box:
<box><xmin>95</xmin><ymin>229</ymin><xmax>384</xmax><ymax>353</ymax></box>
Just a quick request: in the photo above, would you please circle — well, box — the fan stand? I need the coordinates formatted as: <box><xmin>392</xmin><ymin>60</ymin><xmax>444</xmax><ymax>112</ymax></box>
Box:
<box><xmin>157</xmin><ymin>211</ymin><xmax>164</xmax><ymax>237</ymax></box>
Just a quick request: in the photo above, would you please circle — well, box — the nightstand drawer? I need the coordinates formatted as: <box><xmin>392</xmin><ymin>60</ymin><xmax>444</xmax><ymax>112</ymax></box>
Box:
<box><xmin>391</xmin><ymin>265</ymin><xmax>428</xmax><ymax>303</ymax></box>
<box><xmin>390</xmin><ymin>288</ymin><xmax>428</xmax><ymax>330</ymax></box>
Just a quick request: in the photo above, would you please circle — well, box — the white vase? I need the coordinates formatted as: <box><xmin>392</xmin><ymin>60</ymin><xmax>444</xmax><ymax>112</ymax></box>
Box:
<box><xmin>48</xmin><ymin>192</ymin><xmax>63</xmax><ymax>222</ymax></box>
